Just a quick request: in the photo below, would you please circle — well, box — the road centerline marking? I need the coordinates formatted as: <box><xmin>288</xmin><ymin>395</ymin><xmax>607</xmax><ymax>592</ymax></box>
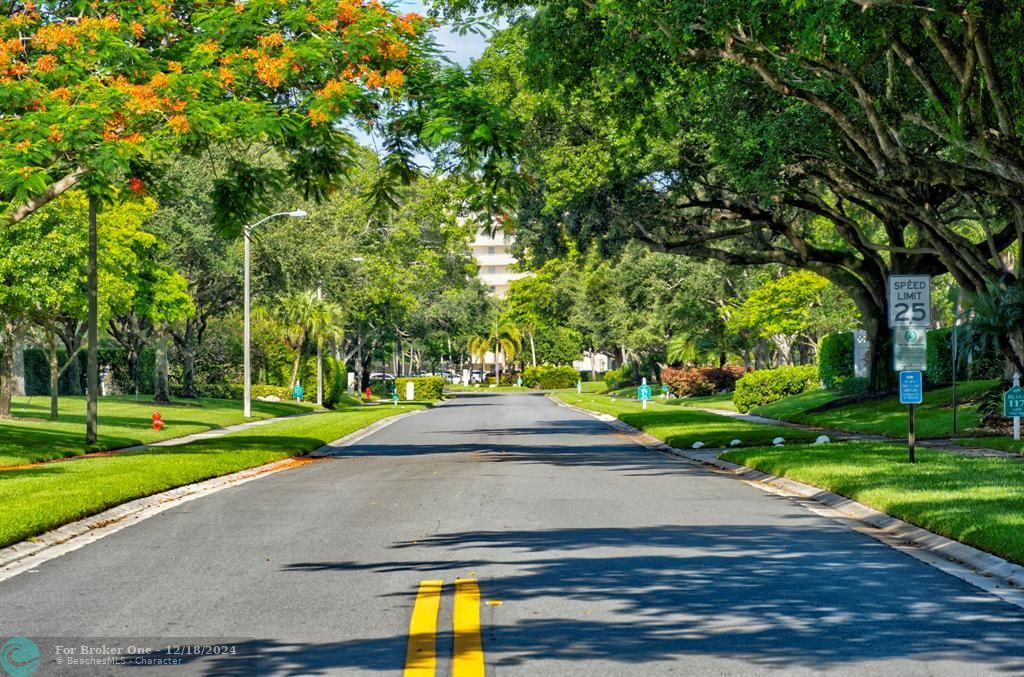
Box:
<box><xmin>404</xmin><ymin>580</ymin><xmax>443</xmax><ymax>677</ymax></box>
<box><xmin>453</xmin><ymin>578</ymin><xmax>485</xmax><ymax>677</ymax></box>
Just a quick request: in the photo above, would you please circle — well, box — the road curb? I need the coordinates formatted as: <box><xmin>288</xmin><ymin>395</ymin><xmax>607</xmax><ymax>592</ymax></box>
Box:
<box><xmin>0</xmin><ymin>407</ymin><xmax>423</xmax><ymax>583</ymax></box>
<box><xmin>549</xmin><ymin>395</ymin><xmax>1024</xmax><ymax>603</ymax></box>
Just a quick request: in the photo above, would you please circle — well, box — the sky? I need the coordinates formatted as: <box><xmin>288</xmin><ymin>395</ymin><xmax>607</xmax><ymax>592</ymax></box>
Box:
<box><xmin>396</xmin><ymin>0</ymin><xmax>493</xmax><ymax>67</ymax></box>
<box><xmin>352</xmin><ymin>1</ymin><xmax>494</xmax><ymax>158</ymax></box>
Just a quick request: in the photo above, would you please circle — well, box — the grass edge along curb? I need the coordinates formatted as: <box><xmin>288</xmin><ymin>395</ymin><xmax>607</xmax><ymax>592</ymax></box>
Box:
<box><xmin>0</xmin><ymin>406</ymin><xmax>424</xmax><ymax>560</ymax></box>
<box><xmin>550</xmin><ymin>394</ymin><xmax>1024</xmax><ymax>607</ymax></box>
<box><xmin>723</xmin><ymin>443</ymin><xmax>1024</xmax><ymax>569</ymax></box>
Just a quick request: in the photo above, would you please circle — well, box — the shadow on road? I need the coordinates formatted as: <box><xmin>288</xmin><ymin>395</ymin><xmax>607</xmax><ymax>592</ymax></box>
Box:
<box><xmin>261</xmin><ymin>522</ymin><xmax>1024</xmax><ymax>674</ymax></box>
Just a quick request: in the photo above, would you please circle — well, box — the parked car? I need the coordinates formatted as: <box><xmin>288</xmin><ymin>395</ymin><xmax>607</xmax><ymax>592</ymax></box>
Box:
<box><xmin>369</xmin><ymin>372</ymin><xmax>396</xmax><ymax>380</ymax></box>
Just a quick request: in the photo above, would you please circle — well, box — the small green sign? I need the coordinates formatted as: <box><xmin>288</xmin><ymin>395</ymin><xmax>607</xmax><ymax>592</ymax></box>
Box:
<box><xmin>638</xmin><ymin>384</ymin><xmax>652</xmax><ymax>401</ymax></box>
<box><xmin>292</xmin><ymin>384</ymin><xmax>305</xmax><ymax>400</ymax></box>
<box><xmin>1005</xmin><ymin>385</ymin><xmax>1024</xmax><ymax>418</ymax></box>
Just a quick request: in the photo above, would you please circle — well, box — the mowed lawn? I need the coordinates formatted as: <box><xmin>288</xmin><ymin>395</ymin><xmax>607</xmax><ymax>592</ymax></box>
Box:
<box><xmin>724</xmin><ymin>442</ymin><xmax>1024</xmax><ymax>565</ymax></box>
<box><xmin>0</xmin><ymin>405</ymin><xmax>420</xmax><ymax>549</ymax></box>
<box><xmin>752</xmin><ymin>381</ymin><xmax>998</xmax><ymax>439</ymax></box>
<box><xmin>555</xmin><ymin>392</ymin><xmax>817</xmax><ymax>448</ymax></box>
<box><xmin>0</xmin><ymin>395</ymin><xmax>316</xmax><ymax>467</ymax></box>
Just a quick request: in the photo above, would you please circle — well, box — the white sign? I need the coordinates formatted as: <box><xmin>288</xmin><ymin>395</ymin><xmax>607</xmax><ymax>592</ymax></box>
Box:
<box><xmin>893</xmin><ymin>327</ymin><xmax>927</xmax><ymax>371</ymax></box>
<box><xmin>405</xmin><ymin>381</ymin><xmax>415</xmax><ymax>401</ymax></box>
<box><xmin>853</xmin><ymin>330</ymin><xmax>870</xmax><ymax>378</ymax></box>
<box><xmin>888</xmin><ymin>275</ymin><xmax>931</xmax><ymax>328</ymax></box>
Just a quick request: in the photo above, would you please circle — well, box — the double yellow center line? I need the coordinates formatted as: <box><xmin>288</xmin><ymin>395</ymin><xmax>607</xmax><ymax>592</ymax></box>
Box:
<box><xmin>404</xmin><ymin>578</ymin><xmax>486</xmax><ymax>677</ymax></box>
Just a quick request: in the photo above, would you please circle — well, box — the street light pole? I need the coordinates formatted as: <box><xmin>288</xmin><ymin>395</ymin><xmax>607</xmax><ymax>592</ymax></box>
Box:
<box><xmin>316</xmin><ymin>284</ymin><xmax>323</xmax><ymax>407</ymax></box>
<box><xmin>243</xmin><ymin>210</ymin><xmax>307</xmax><ymax>418</ymax></box>
<box><xmin>244</xmin><ymin>229</ymin><xmax>252</xmax><ymax>417</ymax></box>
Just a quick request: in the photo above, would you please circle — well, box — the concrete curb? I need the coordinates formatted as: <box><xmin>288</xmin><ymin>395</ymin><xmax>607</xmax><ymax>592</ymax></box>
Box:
<box><xmin>0</xmin><ymin>407</ymin><xmax>424</xmax><ymax>583</ymax></box>
<box><xmin>549</xmin><ymin>394</ymin><xmax>1024</xmax><ymax>603</ymax></box>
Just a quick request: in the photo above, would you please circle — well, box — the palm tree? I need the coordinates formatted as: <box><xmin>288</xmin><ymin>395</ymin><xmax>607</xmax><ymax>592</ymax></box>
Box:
<box><xmin>467</xmin><ymin>334</ymin><xmax>490</xmax><ymax>384</ymax></box>
<box><xmin>487</xmin><ymin>318</ymin><xmax>522</xmax><ymax>383</ymax></box>
<box><xmin>276</xmin><ymin>290</ymin><xmax>345</xmax><ymax>389</ymax></box>
<box><xmin>963</xmin><ymin>281</ymin><xmax>1024</xmax><ymax>377</ymax></box>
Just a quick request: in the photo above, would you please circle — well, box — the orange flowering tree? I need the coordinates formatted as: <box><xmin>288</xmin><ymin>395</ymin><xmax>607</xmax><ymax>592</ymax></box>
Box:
<box><xmin>0</xmin><ymin>0</ymin><xmax>430</xmax><ymax>441</ymax></box>
<box><xmin>0</xmin><ymin>0</ymin><xmax>429</xmax><ymax>226</ymax></box>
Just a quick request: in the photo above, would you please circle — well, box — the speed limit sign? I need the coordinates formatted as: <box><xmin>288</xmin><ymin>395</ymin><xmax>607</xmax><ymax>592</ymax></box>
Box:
<box><xmin>887</xmin><ymin>275</ymin><xmax>931</xmax><ymax>328</ymax></box>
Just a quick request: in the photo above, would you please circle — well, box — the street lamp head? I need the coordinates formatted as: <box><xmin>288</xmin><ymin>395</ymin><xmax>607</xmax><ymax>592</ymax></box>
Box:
<box><xmin>288</xmin><ymin>210</ymin><xmax>308</xmax><ymax>218</ymax></box>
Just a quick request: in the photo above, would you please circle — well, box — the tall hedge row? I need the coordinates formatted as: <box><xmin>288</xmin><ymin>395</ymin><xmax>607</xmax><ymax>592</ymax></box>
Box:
<box><xmin>395</xmin><ymin>376</ymin><xmax>445</xmax><ymax>401</ymax></box>
<box><xmin>523</xmin><ymin>365</ymin><xmax>580</xmax><ymax>389</ymax></box>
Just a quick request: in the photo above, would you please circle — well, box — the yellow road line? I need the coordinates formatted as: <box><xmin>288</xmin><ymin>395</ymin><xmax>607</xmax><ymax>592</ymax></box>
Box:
<box><xmin>404</xmin><ymin>580</ymin><xmax>443</xmax><ymax>677</ymax></box>
<box><xmin>453</xmin><ymin>578</ymin><xmax>485</xmax><ymax>677</ymax></box>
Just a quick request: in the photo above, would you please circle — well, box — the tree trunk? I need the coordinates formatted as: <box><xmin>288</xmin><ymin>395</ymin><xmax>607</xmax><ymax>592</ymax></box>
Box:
<box><xmin>530</xmin><ymin>332</ymin><xmax>537</xmax><ymax>367</ymax></box>
<box><xmin>86</xmin><ymin>195</ymin><xmax>99</xmax><ymax>444</ymax></box>
<box><xmin>11</xmin><ymin>336</ymin><xmax>25</xmax><ymax>397</ymax></box>
<box><xmin>494</xmin><ymin>339</ymin><xmax>502</xmax><ymax>383</ymax></box>
<box><xmin>48</xmin><ymin>330</ymin><xmax>60</xmax><ymax>418</ymax></box>
<box><xmin>181</xmin><ymin>343</ymin><xmax>197</xmax><ymax>398</ymax></box>
<box><xmin>355</xmin><ymin>335</ymin><xmax>364</xmax><ymax>394</ymax></box>
<box><xmin>154</xmin><ymin>327</ymin><xmax>171</xmax><ymax>404</ymax></box>
<box><xmin>590</xmin><ymin>346</ymin><xmax>597</xmax><ymax>382</ymax></box>
<box><xmin>0</xmin><ymin>324</ymin><xmax>14</xmax><ymax>418</ymax></box>
<box><xmin>289</xmin><ymin>337</ymin><xmax>305</xmax><ymax>388</ymax></box>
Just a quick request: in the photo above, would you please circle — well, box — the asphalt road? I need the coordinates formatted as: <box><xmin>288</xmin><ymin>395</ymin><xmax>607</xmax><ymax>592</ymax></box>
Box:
<box><xmin>3</xmin><ymin>393</ymin><xmax>1024</xmax><ymax>676</ymax></box>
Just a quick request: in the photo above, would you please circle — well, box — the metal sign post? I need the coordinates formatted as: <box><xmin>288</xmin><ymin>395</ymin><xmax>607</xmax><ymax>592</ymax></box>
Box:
<box><xmin>899</xmin><ymin>371</ymin><xmax>923</xmax><ymax>463</ymax></box>
<box><xmin>638</xmin><ymin>379</ymin><xmax>652</xmax><ymax>410</ymax></box>
<box><xmin>889</xmin><ymin>276</ymin><xmax>930</xmax><ymax>464</ymax></box>
<box><xmin>1004</xmin><ymin>373</ymin><xmax>1023</xmax><ymax>442</ymax></box>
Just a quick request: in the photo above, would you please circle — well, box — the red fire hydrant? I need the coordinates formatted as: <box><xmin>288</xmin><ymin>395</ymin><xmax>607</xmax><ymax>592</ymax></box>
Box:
<box><xmin>364</xmin><ymin>387</ymin><xmax>372</xmax><ymax>401</ymax></box>
<box><xmin>151</xmin><ymin>411</ymin><xmax>165</xmax><ymax>431</ymax></box>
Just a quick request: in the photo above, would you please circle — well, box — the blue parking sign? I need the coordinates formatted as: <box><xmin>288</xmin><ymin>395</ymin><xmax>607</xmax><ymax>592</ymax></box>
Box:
<box><xmin>899</xmin><ymin>371</ymin><xmax>923</xmax><ymax>405</ymax></box>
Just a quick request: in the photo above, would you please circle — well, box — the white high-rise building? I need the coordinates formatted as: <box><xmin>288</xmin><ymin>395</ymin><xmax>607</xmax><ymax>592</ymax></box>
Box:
<box><xmin>471</xmin><ymin>227</ymin><xmax>528</xmax><ymax>297</ymax></box>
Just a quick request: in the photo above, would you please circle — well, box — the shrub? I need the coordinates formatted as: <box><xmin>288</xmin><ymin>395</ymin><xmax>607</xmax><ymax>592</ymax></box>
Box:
<box><xmin>733</xmin><ymin>365</ymin><xmax>820</xmax><ymax>413</ymax></box>
<box><xmin>661</xmin><ymin>365</ymin><xmax>744</xmax><ymax>397</ymax></box>
<box><xmin>187</xmin><ymin>382</ymin><xmax>244</xmax><ymax>400</ymax></box>
<box><xmin>252</xmin><ymin>384</ymin><xmax>315</xmax><ymax>402</ymax></box>
<box><xmin>394</xmin><ymin>376</ymin><xmax>445</xmax><ymax>401</ymax></box>
<box><xmin>523</xmin><ymin>365</ymin><xmax>580</xmax><ymax>389</ymax></box>
<box><xmin>367</xmin><ymin>379</ymin><xmax>392</xmax><ymax>398</ymax></box>
<box><xmin>661</xmin><ymin>367</ymin><xmax>713</xmax><ymax>397</ymax></box>
<box><xmin>838</xmin><ymin>376</ymin><xmax>870</xmax><ymax>397</ymax></box>
<box><xmin>604</xmin><ymin>364</ymin><xmax>634</xmax><ymax>390</ymax></box>
<box><xmin>323</xmin><ymin>356</ymin><xmax>347</xmax><ymax>409</ymax></box>
<box><xmin>819</xmin><ymin>332</ymin><xmax>854</xmax><ymax>391</ymax></box>
<box><xmin>927</xmin><ymin>326</ymin><xmax>1007</xmax><ymax>382</ymax></box>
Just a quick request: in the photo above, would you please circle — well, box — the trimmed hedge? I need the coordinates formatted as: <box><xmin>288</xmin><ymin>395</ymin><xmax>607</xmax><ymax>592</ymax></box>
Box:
<box><xmin>819</xmin><ymin>332</ymin><xmax>854</xmax><ymax>391</ymax></box>
<box><xmin>604</xmin><ymin>364</ymin><xmax>634</xmax><ymax>390</ymax></box>
<box><xmin>523</xmin><ymin>365</ymin><xmax>580</xmax><ymax>390</ymax></box>
<box><xmin>661</xmin><ymin>366</ymin><xmax>744</xmax><ymax>397</ymax></box>
<box><xmin>395</xmin><ymin>376</ymin><xmax>445</xmax><ymax>401</ymax></box>
<box><xmin>733</xmin><ymin>365</ymin><xmax>820</xmax><ymax>413</ymax></box>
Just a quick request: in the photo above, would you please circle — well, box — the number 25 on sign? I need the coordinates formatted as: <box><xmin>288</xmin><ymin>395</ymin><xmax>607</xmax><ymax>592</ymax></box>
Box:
<box><xmin>887</xmin><ymin>275</ymin><xmax>931</xmax><ymax>328</ymax></box>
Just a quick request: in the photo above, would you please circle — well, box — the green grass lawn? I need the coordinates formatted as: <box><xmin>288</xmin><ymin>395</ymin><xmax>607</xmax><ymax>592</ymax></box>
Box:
<box><xmin>751</xmin><ymin>381</ymin><xmax>998</xmax><ymax>439</ymax></box>
<box><xmin>957</xmin><ymin>437</ymin><xmax>1024</xmax><ymax>454</ymax></box>
<box><xmin>665</xmin><ymin>392</ymin><xmax>738</xmax><ymax>412</ymax></box>
<box><xmin>555</xmin><ymin>392</ymin><xmax>818</xmax><ymax>448</ymax></box>
<box><xmin>751</xmin><ymin>389</ymin><xmax>838</xmax><ymax>420</ymax></box>
<box><xmin>723</xmin><ymin>442</ymin><xmax>1024</xmax><ymax>565</ymax></box>
<box><xmin>0</xmin><ymin>405</ymin><xmax>419</xmax><ymax>549</ymax></box>
<box><xmin>0</xmin><ymin>395</ymin><xmax>317</xmax><ymax>468</ymax></box>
